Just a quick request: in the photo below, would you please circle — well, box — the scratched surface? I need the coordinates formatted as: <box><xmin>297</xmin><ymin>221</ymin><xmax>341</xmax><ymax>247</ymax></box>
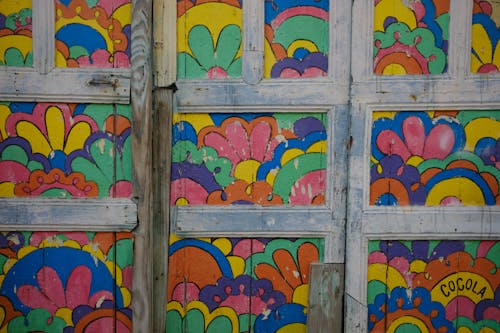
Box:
<box><xmin>368</xmin><ymin>240</ymin><xmax>500</xmax><ymax>333</ymax></box>
<box><xmin>55</xmin><ymin>0</ymin><xmax>132</xmax><ymax>68</ymax></box>
<box><xmin>471</xmin><ymin>0</ymin><xmax>500</xmax><ymax>73</ymax></box>
<box><xmin>373</xmin><ymin>0</ymin><xmax>450</xmax><ymax>75</ymax></box>
<box><xmin>370</xmin><ymin>110</ymin><xmax>500</xmax><ymax>206</ymax></box>
<box><xmin>0</xmin><ymin>231</ymin><xmax>133</xmax><ymax>332</ymax></box>
<box><xmin>0</xmin><ymin>102</ymin><xmax>132</xmax><ymax>198</ymax></box>
<box><xmin>0</xmin><ymin>0</ymin><xmax>32</xmax><ymax>67</ymax></box>
<box><xmin>166</xmin><ymin>236</ymin><xmax>324</xmax><ymax>333</ymax></box>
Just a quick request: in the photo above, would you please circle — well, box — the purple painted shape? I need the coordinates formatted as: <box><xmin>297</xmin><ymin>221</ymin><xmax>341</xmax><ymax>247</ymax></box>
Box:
<box><xmin>199</xmin><ymin>275</ymin><xmax>286</xmax><ymax>312</ymax></box>
<box><xmin>270</xmin><ymin>52</ymin><xmax>328</xmax><ymax>77</ymax></box>
<box><xmin>293</xmin><ymin>117</ymin><xmax>325</xmax><ymax>138</ymax></box>
<box><xmin>475</xmin><ymin>286</ymin><xmax>500</xmax><ymax>321</ymax></box>
<box><xmin>370</xmin><ymin>155</ymin><xmax>426</xmax><ymax>205</ymax></box>
<box><xmin>171</xmin><ymin>161</ymin><xmax>222</xmax><ymax>193</ymax></box>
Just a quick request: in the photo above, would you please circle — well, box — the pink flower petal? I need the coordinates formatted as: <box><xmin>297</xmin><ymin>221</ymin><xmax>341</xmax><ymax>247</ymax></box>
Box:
<box><xmin>66</xmin><ymin>266</ymin><xmax>92</xmax><ymax>309</ymax></box>
<box><xmin>377</xmin><ymin>130</ymin><xmax>411</xmax><ymax>161</ymax></box>
<box><xmin>402</xmin><ymin>116</ymin><xmax>425</xmax><ymax>157</ymax></box>
<box><xmin>37</xmin><ymin>266</ymin><xmax>66</xmax><ymax>308</ymax></box>
<box><xmin>225</xmin><ymin>121</ymin><xmax>251</xmax><ymax>161</ymax></box>
<box><xmin>17</xmin><ymin>284</ymin><xmax>59</xmax><ymax>314</ymax></box>
<box><xmin>423</xmin><ymin>124</ymin><xmax>454</xmax><ymax>160</ymax></box>
<box><xmin>249</xmin><ymin>121</ymin><xmax>272</xmax><ymax>162</ymax></box>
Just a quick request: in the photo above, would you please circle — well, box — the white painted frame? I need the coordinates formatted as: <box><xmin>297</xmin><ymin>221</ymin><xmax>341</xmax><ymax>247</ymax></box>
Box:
<box><xmin>0</xmin><ymin>0</ymin><xmax>130</xmax><ymax>103</ymax></box>
<box><xmin>0</xmin><ymin>0</ymin><xmax>136</xmax><ymax>231</ymax></box>
<box><xmin>171</xmin><ymin>0</ymin><xmax>352</xmax><ymax>264</ymax></box>
<box><xmin>346</xmin><ymin>0</ymin><xmax>500</xmax><ymax>331</ymax></box>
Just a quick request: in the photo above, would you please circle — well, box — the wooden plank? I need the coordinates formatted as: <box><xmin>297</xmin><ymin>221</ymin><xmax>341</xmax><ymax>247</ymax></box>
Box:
<box><xmin>153</xmin><ymin>0</ymin><xmax>176</xmax><ymax>87</ymax></box>
<box><xmin>0</xmin><ymin>198</ymin><xmax>137</xmax><ymax>230</ymax></box>
<box><xmin>33</xmin><ymin>0</ymin><xmax>54</xmax><ymax>74</ymax></box>
<box><xmin>152</xmin><ymin>87</ymin><xmax>172</xmax><ymax>332</ymax></box>
<box><xmin>242</xmin><ymin>0</ymin><xmax>263</xmax><ymax>84</ymax></box>
<box><xmin>131</xmin><ymin>0</ymin><xmax>153</xmax><ymax>330</ymax></box>
<box><xmin>172</xmin><ymin>207</ymin><xmax>335</xmax><ymax>234</ymax></box>
<box><xmin>0</xmin><ymin>70</ymin><xmax>131</xmax><ymax>103</ymax></box>
<box><xmin>307</xmin><ymin>263</ymin><xmax>345</xmax><ymax>333</ymax></box>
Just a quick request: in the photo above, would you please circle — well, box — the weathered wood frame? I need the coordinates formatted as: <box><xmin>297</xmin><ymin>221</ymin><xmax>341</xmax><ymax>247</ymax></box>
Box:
<box><xmin>345</xmin><ymin>0</ymin><xmax>500</xmax><ymax>332</ymax></box>
<box><xmin>0</xmin><ymin>0</ymin><xmax>154</xmax><ymax>331</ymax></box>
<box><xmin>170</xmin><ymin>0</ymin><xmax>352</xmax><ymax>266</ymax></box>
<box><xmin>0</xmin><ymin>0</ymin><xmax>138</xmax><ymax>231</ymax></box>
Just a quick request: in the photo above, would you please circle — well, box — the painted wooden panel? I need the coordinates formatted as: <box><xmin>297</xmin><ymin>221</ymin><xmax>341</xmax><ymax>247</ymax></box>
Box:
<box><xmin>373</xmin><ymin>0</ymin><xmax>449</xmax><ymax>75</ymax></box>
<box><xmin>171</xmin><ymin>113</ymin><xmax>327</xmax><ymax>205</ymax></box>
<box><xmin>471</xmin><ymin>0</ymin><xmax>500</xmax><ymax>73</ymax></box>
<box><xmin>0</xmin><ymin>102</ymin><xmax>132</xmax><ymax>198</ymax></box>
<box><xmin>368</xmin><ymin>240</ymin><xmax>500</xmax><ymax>333</ymax></box>
<box><xmin>264</xmin><ymin>0</ymin><xmax>329</xmax><ymax>78</ymax></box>
<box><xmin>370</xmin><ymin>110</ymin><xmax>500</xmax><ymax>206</ymax></box>
<box><xmin>177</xmin><ymin>0</ymin><xmax>243</xmax><ymax>79</ymax></box>
<box><xmin>0</xmin><ymin>0</ymin><xmax>32</xmax><ymax>67</ymax></box>
<box><xmin>55</xmin><ymin>0</ymin><xmax>131</xmax><ymax>68</ymax></box>
<box><xmin>166</xmin><ymin>236</ymin><xmax>324</xmax><ymax>333</ymax></box>
<box><xmin>0</xmin><ymin>231</ymin><xmax>133</xmax><ymax>332</ymax></box>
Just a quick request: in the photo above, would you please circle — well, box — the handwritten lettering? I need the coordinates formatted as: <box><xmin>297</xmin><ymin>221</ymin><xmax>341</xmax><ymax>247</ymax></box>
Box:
<box><xmin>439</xmin><ymin>277</ymin><xmax>486</xmax><ymax>298</ymax></box>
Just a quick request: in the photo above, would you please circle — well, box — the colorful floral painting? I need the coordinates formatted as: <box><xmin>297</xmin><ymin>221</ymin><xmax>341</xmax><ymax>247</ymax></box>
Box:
<box><xmin>0</xmin><ymin>0</ymin><xmax>32</xmax><ymax>67</ymax></box>
<box><xmin>373</xmin><ymin>0</ymin><xmax>449</xmax><ymax>75</ymax></box>
<box><xmin>0</xmin><ymin>231</ymin><xmax>133</xmax><ymax>332</ymax></box>
<box><xmin>171</xmin><ymin>113</ymin><xmax>327</xmax><ymax>205</ymax></box>
<box><xmin>471</xmin><ymin>0</ymin><xmax>500</xmax><ymax>73</ymax></box>
<box><xmin>264</xmin><ymin>0</ymin><xmax>329</xmax><ymax>78</ymax></box>
<box><xmin>0</xmin><ymin>102</ymin><xmax>132</xmax><ymax>198</ymax></box>
<box><xmin>55</xmin><ymin>0</ymin><xmax>131</xmax><ymax>68</ymax></box>
<box><xmin>167</xmin><ymin>236</ymin><xmax>323</xmax><ymax>333</ymax></box>
<box><xmin>370</xmin><ymin>110</ymin><xmax>500</xmax><ymax>206</ymax></box>
<box><xmin>177</xmin><ymin>0</ymin><xmax>243</xmax><ymax>79</ymax></box>
<box><xmin>368</xmin><ymin>240</ymin><xmax>500</xmax><ymax>333</ymax></box>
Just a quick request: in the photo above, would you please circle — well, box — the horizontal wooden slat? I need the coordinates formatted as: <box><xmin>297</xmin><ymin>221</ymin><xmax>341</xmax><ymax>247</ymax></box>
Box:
<box><xmin>172</xmin><ymin>206</ymin><xmax>337</xmax><ymax>236</ymax></box>
<box><xmin>0</xmin><ymin>198</ymin><xmax>137</xmax><ymax>230</ymax></box>
<box><xmin>0</xmin><ymin>70</ymin><xmax>130</xmax><ymax>104</ymax></box>
<box><xmin>175</xmin><ymin>81</ymin><xmax>349</xmax><ymax>107</ymax></box>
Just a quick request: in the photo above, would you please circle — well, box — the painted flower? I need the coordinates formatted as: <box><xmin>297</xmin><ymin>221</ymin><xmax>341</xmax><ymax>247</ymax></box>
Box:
<box><xmin>199</xmin><ymin>275</ymin><xmax>286</xmax><ymax>314</ymax></box>
<box><xmin>369</xmin><ymin>287</ymin><xmax>454</xmax><ymax>333</ymax></box>
<box><xmin>270</xmin><ymin>52</ymin><xmax>328</xmax><ymax>78</ymax></box>
<box><xmin>0</xmin><ymin>232</ymin><xmax>26</xmax><ymax>258</ymax></box>
<box><xmin>370</xmin><ymin>155</ymin><xmax>426</xmax><ymax>205</ymax></box>
<box><xmin>372</xmin><ymin>112</ymin><xmax>465</xmax><ymax>166</ymax></box>
<box><xmin>63</xmin><ymin>300</ymin><xmax>132</xmax><ymax>333</ymax></box>
<box><xmin>471</xmin><ymin>14</ymin><xmax>500</xmax><ymax>73</ymax></box>
<box><xmin>178</xmin><ymin>24</ymin><xmax>242</xmax><ymax>79</ymax></box>
<box><xmin>17</xmin><ymin>265</ymin><xmax>114</xmax><ymax>314</ymax></box>
<box><xmin>6</xmin><ymin>103</ymin><xmax>98</xmax><ymax>171</ymax></box>
<box><xmin>7</xmin><ymin>308</ymin><xmax>66</xmax><ymax>333</ymax></box>
<box><xmin>14</xmin><ymin>168</ymin><xmax>99</xmax><ymax>197</ymax></box>
<box><xmin>251</xmin><ymin>240</ymin><xmax>320</xmax><ymax>303</ymax></box>
<box><xmin>207</xmin><ymin>180</ymin><xmax>283</xmax><ymax>205</ymax></box>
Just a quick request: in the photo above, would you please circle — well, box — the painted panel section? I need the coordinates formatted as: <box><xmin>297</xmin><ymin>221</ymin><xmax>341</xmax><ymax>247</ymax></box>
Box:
<box><xmin>0</xmin><ymin>102</ymin><xmax>132</xmax><ymax>198</ymax></box>
<box><xmin>0</xmin><ymin>0</ymin><xmax>32</xmax><ymax>67</ymax></box>
<box><xmin>0</xmin><ymin>231</ymin><xmax>133</xmax><ymax>332</ymax></box>
<box><xmin>373</xmin><ymin>0</ymin><xmax>449</xmax><ymax>75</ymax></box>
<box><xmin>370</xmin><ymin>110</ymin><xmax>500</xmax><ymax>206</ymax></box>
<box><xmin>368</xmin><ymin>240</ymin><xmax>500</xmax><ymax>333</ymax></box>
<box><xmin>177</xmin><ymin>0</ymin><xmax>243</xmax><ymax>79</ymax></box>
<box><xmin>171</xmin><ymin>113</ymin><xmax>327</xmax><ymax>205</ymax></box>
<box><xmin>471</xmin><ymin>0</ymin><xmax>500</xmax><ymax>73</ymax></box>
<box><xmin>264</xmin><ymin>0</ymin><xmax>329</xmax><ymax>79</ymax></box>
<box><xmin>166</xmin><ymin>236</ymin><xmax>324</xmax><ymax>333</ymax></box>
<box><xmin>55</xmin><ymin>0</ymin><xmax>131</xmax><ymax>68</ymax></box>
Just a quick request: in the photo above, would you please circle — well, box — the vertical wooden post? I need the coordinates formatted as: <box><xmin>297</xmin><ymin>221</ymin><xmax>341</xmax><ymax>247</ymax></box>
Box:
<box><xmin>307</xmin><ymin>263</ymin><xmax>345</xmax><ymax>333</ymax></box>
<box><xmin>152</xmin><ymin>87</ymin><xmax>172</xmax><ymax>332</ymax></box>
<box><xmin>131</xmin><ymin>0</ymin><xmax>153</xmax><ymax>331</ymax></box>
